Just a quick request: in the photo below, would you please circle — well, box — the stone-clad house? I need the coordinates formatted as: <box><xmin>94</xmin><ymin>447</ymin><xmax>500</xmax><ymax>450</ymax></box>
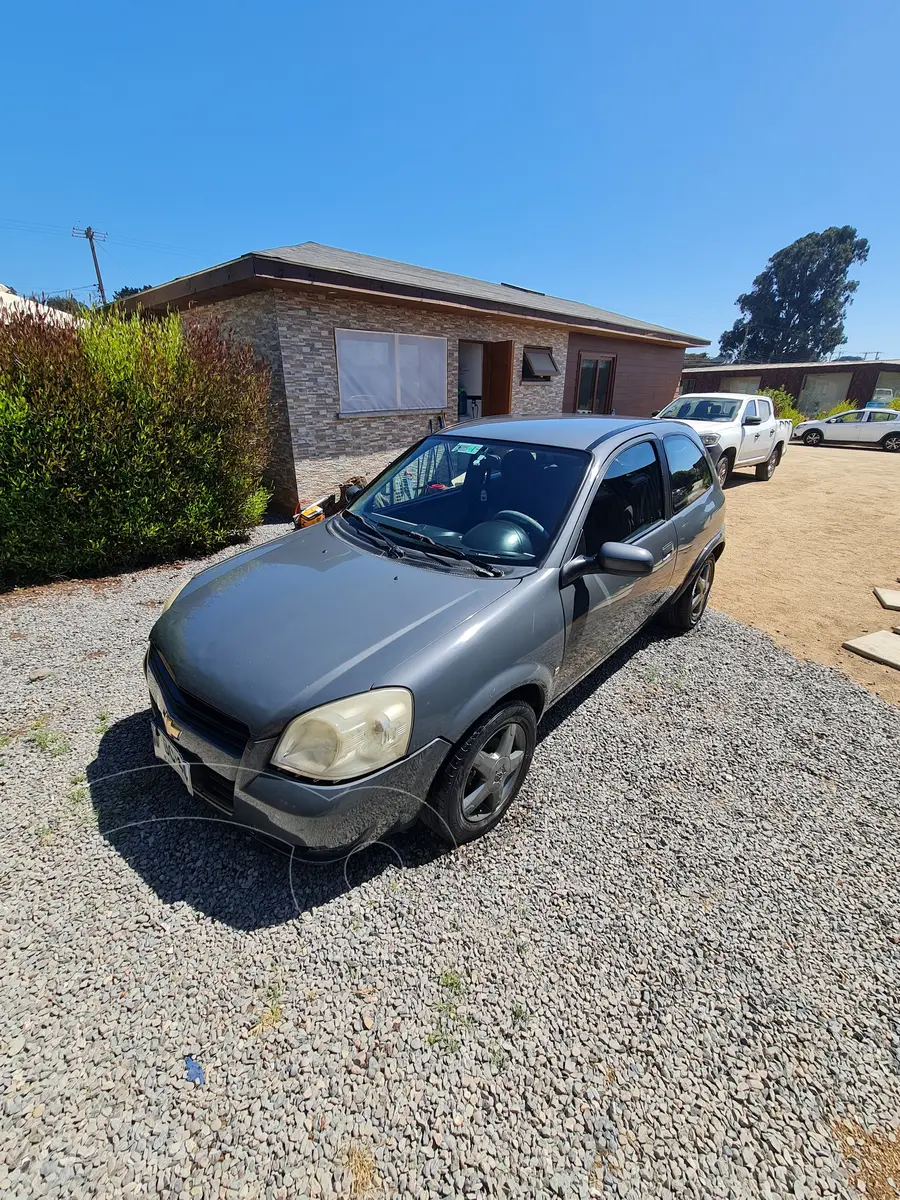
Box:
<box><xmin>124</xmin><ymin>243</ymin><xmax>706</xmax><ymax>512</ymax></box>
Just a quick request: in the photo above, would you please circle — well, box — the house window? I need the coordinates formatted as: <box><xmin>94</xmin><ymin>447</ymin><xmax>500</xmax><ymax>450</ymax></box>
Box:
<box><xmin>521</xmin><ymin>347</ymin><xmax>559</xmax><ymax>382</ymax></box>
<box><xmin>722</xmin><ymin>375</ymin><xmax>761</xmax><ymax>394</ymax></box>
<box><xmin>335</xmin><ymin>329</ymin><xmax>448</xmax><ymax>414</ymax></box>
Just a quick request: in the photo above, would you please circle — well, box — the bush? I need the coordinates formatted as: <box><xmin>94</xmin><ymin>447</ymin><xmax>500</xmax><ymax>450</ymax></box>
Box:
<box><xmin>0</xmin><ymin>308</ymin><xmax>269</xmax><ymax>585</ymax></box>
<box><xmin>758</xmin><ymin>386</ymin><xmax>805</xmax><ymax>427</ymax></box>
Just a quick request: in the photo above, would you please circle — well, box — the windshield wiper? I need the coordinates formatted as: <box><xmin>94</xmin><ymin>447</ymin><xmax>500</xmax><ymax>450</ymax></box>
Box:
<box><xmin>343</xmin><ymin>511</ymin><xmax>405</xmax><ymax>559</ymax></box>
<box><xmin>395</xmin><ymin>528</ymin><xmax>503</xmax><ymax>577</ymax></box>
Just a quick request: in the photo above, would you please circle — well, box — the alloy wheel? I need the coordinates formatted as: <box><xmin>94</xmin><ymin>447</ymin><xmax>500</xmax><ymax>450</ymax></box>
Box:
<box><xmin>804</xmin><ymin>431</ymin><xmax>823</xmax><ymax>446</ymax></box>
<box><xmin>884</xmin><ymin>434</ymin><xmax>900</xmax><ymax>452</ymax></box>
<box><xmin>460</xmin><ymin>722</ymin><xmax>527</xmax><ymax>823</ymax></box>
<box><xmin>716</xmin><ymin>458</ymin><xmax>729</xmax><ymax>487</ymax></box>
<box><xmin>690</xmin><ymin>561</ymin><xmax>713</xmax><ymax>622</ymax></box>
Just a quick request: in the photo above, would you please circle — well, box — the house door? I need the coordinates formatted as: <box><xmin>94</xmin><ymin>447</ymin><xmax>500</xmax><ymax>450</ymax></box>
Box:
<box><xmin>481</xmin><ymin>341</ymin><xmax>513</xmax><ymax>416</ymax></box>
<box><xmin>575</xmin><ymin>353</ymin><xmax>614</xmax><ymax>414</ymax></box>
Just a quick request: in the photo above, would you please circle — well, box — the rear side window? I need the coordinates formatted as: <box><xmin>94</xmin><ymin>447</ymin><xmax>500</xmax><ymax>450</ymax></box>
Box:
<box><xmin>582</xmin><ymin>441</ymin><xmax>664</xmax><ymax>554</ymax></box>
<box><xmin>868</xmin><ymin>410</ymin><xmax>899</xmax><ymax>422</ymax></box>
<box><xmin>664</xmin><ymin>434</ymin><xmax>713</xmax><ymax>513</ymax></box>
<box><xmin>756</xmin><ymin>398</ymin><xmax>772</xmax><ymax>419</ymax></box>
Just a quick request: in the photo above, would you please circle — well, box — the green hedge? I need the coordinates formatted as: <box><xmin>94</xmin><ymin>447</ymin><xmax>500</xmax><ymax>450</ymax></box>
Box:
<box><xmin>0</xmin><ymin>308</ymin><xmax>270</xmax><ymax>585</ymax></box>
<box><xmin>758</xmin><ymin>387</ymin><xmax>805</xmax><ymax>427</ymax></box>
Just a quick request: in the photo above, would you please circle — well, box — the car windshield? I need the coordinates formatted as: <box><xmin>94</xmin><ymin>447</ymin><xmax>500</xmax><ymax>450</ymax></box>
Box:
<box><xmin>659</xmin><ymin>397</ymin><xmax>741</xmax><ymax>422</ymax></box>
<box><xmin>345</xmin><ymin>435</ymin><xmax>589</xmax><ymax>565</ymax></box>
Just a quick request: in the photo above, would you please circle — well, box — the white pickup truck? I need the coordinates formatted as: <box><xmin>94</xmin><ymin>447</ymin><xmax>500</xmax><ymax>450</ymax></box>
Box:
<box><xmin>655</xmin><ymin>392</ymin><xmax>792</xmax><ymax>487</ymax></box>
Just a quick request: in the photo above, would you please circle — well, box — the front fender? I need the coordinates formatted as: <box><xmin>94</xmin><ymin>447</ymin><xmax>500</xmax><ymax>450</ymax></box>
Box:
<box><xmin>444</xmin><ymin>662</ymin><xmax>554</xmax><ymax>745</ymax></box>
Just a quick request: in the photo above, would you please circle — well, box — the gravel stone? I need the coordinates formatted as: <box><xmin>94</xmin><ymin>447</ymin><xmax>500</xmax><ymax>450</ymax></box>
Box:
<box><xmin>0</xmin><ymin>518</ymin><xmax>898</xmax><ymax>1198</ymax></box>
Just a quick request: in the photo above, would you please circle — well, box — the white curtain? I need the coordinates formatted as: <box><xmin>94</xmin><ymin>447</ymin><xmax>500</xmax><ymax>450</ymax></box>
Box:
<box><xmin>335</xmin><ymin>329</ymin><xmax>447</xmax><ymax>414</ymax></box>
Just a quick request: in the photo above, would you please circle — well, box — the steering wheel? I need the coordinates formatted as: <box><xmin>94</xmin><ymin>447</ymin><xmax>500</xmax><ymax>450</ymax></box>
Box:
<box><xmin>492</xmin><ymin>510</ymin><xmax>548</xmax><ymax>542</ymax></box>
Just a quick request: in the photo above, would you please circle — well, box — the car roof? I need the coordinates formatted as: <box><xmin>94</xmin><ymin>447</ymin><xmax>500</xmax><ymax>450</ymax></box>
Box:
<box><xmin>673</xmin><ymin>392</ymin><xmax>755</xmax><ymax>402</ymax></box>
<box><xmin>448</xmin><ymin>414</ymin><xmax>651</xmax><ymax>451</ymax></box>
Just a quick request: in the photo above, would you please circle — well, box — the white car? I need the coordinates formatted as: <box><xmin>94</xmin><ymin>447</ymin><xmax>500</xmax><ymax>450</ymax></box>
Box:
<box><xmin>655</xmin><ymin>392</ymin><xmax>792</xmax><ymax>487</ymax></box>
<box><xmin>793</xmin><ymin>408</ymin><xmax>900</xmax><ymax>451</ymax></box>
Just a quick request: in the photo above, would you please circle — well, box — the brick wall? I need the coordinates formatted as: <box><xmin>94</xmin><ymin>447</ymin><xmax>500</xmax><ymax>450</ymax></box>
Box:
<box><xmin>184</xmin><ymin>292</ymin><xmax>299</xmax><ymax>511</ymax></box>
<box><xmin>271</xmin><ymin>288</ymin><xmax>569</xmax><ymax>503</ymax></box>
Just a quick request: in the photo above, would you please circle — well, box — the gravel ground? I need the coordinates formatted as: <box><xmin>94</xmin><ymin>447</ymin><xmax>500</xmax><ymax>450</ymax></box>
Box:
<box><xmin>1</xmin><ymin>521</ymin><xmax>899</xmax><ymax>1199</ymax></box>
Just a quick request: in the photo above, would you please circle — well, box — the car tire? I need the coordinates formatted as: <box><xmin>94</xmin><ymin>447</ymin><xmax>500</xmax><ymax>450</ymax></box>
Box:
<box><xmin>715</xmin><ymin>452</ymin><xmax>732</xmax><ymax>488</ymax></box>
<box><xmin>662</xmin><ymin>557</ymin><xmax>715</xmax><ymax>632</ymax></box>
<box><xmin>755</xmin><ymin>445</ymin><xmax>781</xmax><ymax>481</ymax></box>
<box><xmin>422</xmin><ymin>700</ymin><xmax>537</xmax><ymax>846</ymax></box>
<box><xmin>803</xmin><ymin>429</ymin><xmax>823</xmax><ymax>446</ymax></box>
<box><xmin>881</xmin><ymin>432</ymin><xmax>900</xmax><ymax>452</ymax></box>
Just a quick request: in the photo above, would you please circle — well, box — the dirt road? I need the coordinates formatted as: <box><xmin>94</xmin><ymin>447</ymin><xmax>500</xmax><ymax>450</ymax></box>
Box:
<box><xmin>714</xmin><ymin>442</ymin><xmax>900</xmax><ymax>706</ymax></box>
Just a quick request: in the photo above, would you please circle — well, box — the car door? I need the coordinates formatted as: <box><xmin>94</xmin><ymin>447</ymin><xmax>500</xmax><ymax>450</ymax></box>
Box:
<box><xmin>755</xmin><ymin>397</ymin><xmax>777</xmax><ymax>460</ymax></box>
<box><xmin>661</xmin><ymin>433</ymin><xmax>721</xmax><ymax>586</ymax></box>
<box><xmin>735</xmin><ymin>399</ymin><xmax>762</xmax><ymax>464</ymax></box>
<box><xmin>557</xmin><ymin>438</ymin><xmax>676</xmax><ymax>694</ymax></box>
<box><xmin>859</xmin><ymin>410</ymin><xmax>899</xmax><ymax>443</ymax></box>
<box><xmin>824</xmin><ymin>411</ymin><xmax>865</xmax><ymax>442</ymax></box>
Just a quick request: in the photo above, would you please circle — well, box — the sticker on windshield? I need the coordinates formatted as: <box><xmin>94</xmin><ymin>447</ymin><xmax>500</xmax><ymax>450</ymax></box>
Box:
<box><xmin>452</xmin><ymin>442</ymin><xmax>483</xmax><ymax>455</ymax></box>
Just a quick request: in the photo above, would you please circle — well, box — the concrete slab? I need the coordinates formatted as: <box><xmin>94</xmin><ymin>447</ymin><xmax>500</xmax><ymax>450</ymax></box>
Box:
<box><xmin>874</xmin><ymin>587</ymin><xmax>900</xmax><ymax>611</ymax></box>
<box><xmin>843</xmin><ymin>630</ymin><xmax>900</xmax><ymax>671</ymax></box>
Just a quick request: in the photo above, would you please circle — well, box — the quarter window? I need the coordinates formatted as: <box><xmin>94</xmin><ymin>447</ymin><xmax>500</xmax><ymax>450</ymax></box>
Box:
<box><xmin>664</xmin><ymin>434</ymin><xmax>713</xmax><ymax>513</ymax></box>
<box><xmin>335</xmin><ymin>329</ymin><xmax>448</xmax><ymax>414</ymax></box>
<box><xmin>582</xmin><ymin>441</ymin><xmax>664</xmax><ymax>555</ymax></box>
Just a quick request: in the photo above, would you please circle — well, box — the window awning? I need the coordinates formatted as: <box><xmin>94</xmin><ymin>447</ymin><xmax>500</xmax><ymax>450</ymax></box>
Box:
<box><xmin>523</xmin><ymin>348</ymin><xmax>559</xmax><ymax>377</ymax></box>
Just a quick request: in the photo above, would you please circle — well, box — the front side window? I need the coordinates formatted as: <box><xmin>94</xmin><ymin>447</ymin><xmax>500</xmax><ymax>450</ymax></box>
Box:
<box><xmin>833</xmin><ymin>410</ymin><xmax>864</xmax><ymax>423</ymax></box>
<box><xmin>659</xmin><ymin>396</ymin><xmax>741</xmax><ymax>422</ymax></box>
<box><xmin>743</xmin><ymin>399</ymin><xmax>759</xmax><ymax>421</ymax></box>
<box><xmin>582</xmin><ymin>441</ymin><xmax>665</xmax><ymax>556</ymax></box>
<box><xmin>335</xmin><ymin>329</ymin><xmax>447</xmax><ymax>414</ymax></box>
<box><xmin>664</xmin><ymin>434</ymin><xmax>713</xmax><ymax>513</ymax></box>
<box><xmin>347</xmin><ymin>436</ymin><xmax>589</xmax><ymax>565</ymax></box>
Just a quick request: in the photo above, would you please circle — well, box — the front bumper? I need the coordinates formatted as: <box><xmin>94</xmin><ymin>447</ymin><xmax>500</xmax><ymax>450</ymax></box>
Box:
<box><xmin>146</xmin><ymin>657</ymin><xmax>450</xmax><ymax>853</ymax></box>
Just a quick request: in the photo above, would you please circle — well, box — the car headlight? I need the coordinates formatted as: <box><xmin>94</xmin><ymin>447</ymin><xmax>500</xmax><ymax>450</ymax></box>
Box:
<box><xmin>700</xmin><ymin>433</ymin><xmax>720</xmax><ymax>447</ymax></box>
<box><xmin>271</xmin><ymin>688</ymin><xmax>413</xmax><ymax>782</ymax></box>
<box><xmin>161</xmin><ymin>577</ymin><xmax>190</xmax><ymax>614</ymax></box>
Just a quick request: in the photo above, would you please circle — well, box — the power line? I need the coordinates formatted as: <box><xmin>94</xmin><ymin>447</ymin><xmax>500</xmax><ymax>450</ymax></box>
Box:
<box><xmin>0</xmin><ymin>217</ymin><xmax>199</xmax><ymax>257</ymax></box>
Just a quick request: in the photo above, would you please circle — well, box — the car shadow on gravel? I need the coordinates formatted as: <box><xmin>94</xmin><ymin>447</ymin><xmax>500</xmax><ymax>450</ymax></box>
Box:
<box><xmin>537</xmin><ymin>619</ymin><xmax>677</xmax><ymax>742</ymax></box>
<box><xmin>87</xmin><ymin>711</ymin><xmax>444</xmax><ymax>930</ymax></box>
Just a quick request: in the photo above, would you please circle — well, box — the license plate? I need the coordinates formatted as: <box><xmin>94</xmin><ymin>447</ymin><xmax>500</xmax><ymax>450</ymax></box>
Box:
<box><xmin>152</xmin><ymin>722</ymin><xmax>193</xmax><ymax>795</ymax></box>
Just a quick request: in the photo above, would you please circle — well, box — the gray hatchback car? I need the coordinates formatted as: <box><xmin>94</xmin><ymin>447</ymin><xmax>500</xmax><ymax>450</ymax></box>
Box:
<box><xmin>146</xmin><ymin>415</ymin><xmax>724</xmax><ymax>851</ymax></box>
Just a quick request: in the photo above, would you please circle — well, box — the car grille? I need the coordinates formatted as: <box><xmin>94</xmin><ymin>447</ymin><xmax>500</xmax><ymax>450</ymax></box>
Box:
<box><xmin>148</xmin><ymin>647</ymin><xmax>249</xmax><ymax>759</ymax></box>
<box><xmin>191</xmin><ymin>763</ymin><xmax>236</xmax><ymax>814</ymax></box>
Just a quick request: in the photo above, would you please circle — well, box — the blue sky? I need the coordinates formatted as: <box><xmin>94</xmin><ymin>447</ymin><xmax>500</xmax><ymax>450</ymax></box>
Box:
<box><xmin>3</xmin><ymin>0</ymin><xmax>898</xmax><ymax>354</ymax></box>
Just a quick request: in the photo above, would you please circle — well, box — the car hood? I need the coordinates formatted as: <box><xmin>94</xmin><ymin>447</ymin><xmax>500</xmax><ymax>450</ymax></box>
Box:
<box><xmin>150</xmin><ymin>520</ymin><xmax>518</xmax><ymax>737</ymax></box>
<box><xmin>667</xmin><ymin>418</ymin><xmax>737</xmax><ymax>437</ymax></box>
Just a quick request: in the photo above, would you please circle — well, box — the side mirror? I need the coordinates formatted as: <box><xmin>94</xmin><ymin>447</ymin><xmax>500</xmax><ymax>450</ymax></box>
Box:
<box><xmin>743</xmin><ymin>415</ymin><xmax>762</xmax><ymax>426</ymax></box>
<box><xmin>651</xmin><ymin>409</ymin><xmax>660</xmax><ymax>417</ymax></box>
<box><xmin>559</xmin><ymin>542</ymin><xmax>654</xmax><ymax>587</ymax></box>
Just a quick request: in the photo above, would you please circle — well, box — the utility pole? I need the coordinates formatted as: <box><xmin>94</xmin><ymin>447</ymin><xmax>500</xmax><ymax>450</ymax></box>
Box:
<box><xmin>72</xmin><ymin>226</ymin><xmax>108</xmax><ymax>304</ymax></box>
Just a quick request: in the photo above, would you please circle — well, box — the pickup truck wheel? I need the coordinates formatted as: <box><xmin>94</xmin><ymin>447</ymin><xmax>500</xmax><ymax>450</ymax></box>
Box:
<box><xmin>715</xmin><ymin>453</ymin><xmax>732</xmax><ymax>488</ymax></box>
<box><xmin>755</xmin><ymin>445</ymin><xmax>781</xmax><ymax>481</ymax></box>
<box><xmin>882</xmin><ymin>433</ymin><xmax>900</xmax><ymax>452</ymax></box>
<box><xmin>803</xmin><ymin>429</ymin><xmax>823</xmax><ymax>446</ymax></box>
<box><xmin>663</xmin><ymin>558</ymin><xmax>715</xmax><ymax>632</ymax></box>
<box><xmin>422</xmin><ymin>701</ymin><xmax>537</xmax><ymax>846</ymax></box>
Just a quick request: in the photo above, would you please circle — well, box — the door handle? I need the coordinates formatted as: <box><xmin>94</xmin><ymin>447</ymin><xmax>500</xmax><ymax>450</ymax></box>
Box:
<box><xmin>660</xmin><ymin>542</ymin><xmax>675</xmax><ymax>564</ymax></box>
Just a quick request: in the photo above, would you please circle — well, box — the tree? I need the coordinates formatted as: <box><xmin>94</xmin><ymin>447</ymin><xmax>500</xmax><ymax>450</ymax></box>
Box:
<box><xmin>41</xmin><ymin>295</ymin><xmax>88</xmax><ymax>316</ymax></box>
<box><xmin>719</xmin><ymin>226</ymin><xmax>869</xmax><ymax>363</ymax></box>
<box><xmin>111</xmin><ymin>284</ymin><xmax>152</xmax><ymax>302</ymax></box>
